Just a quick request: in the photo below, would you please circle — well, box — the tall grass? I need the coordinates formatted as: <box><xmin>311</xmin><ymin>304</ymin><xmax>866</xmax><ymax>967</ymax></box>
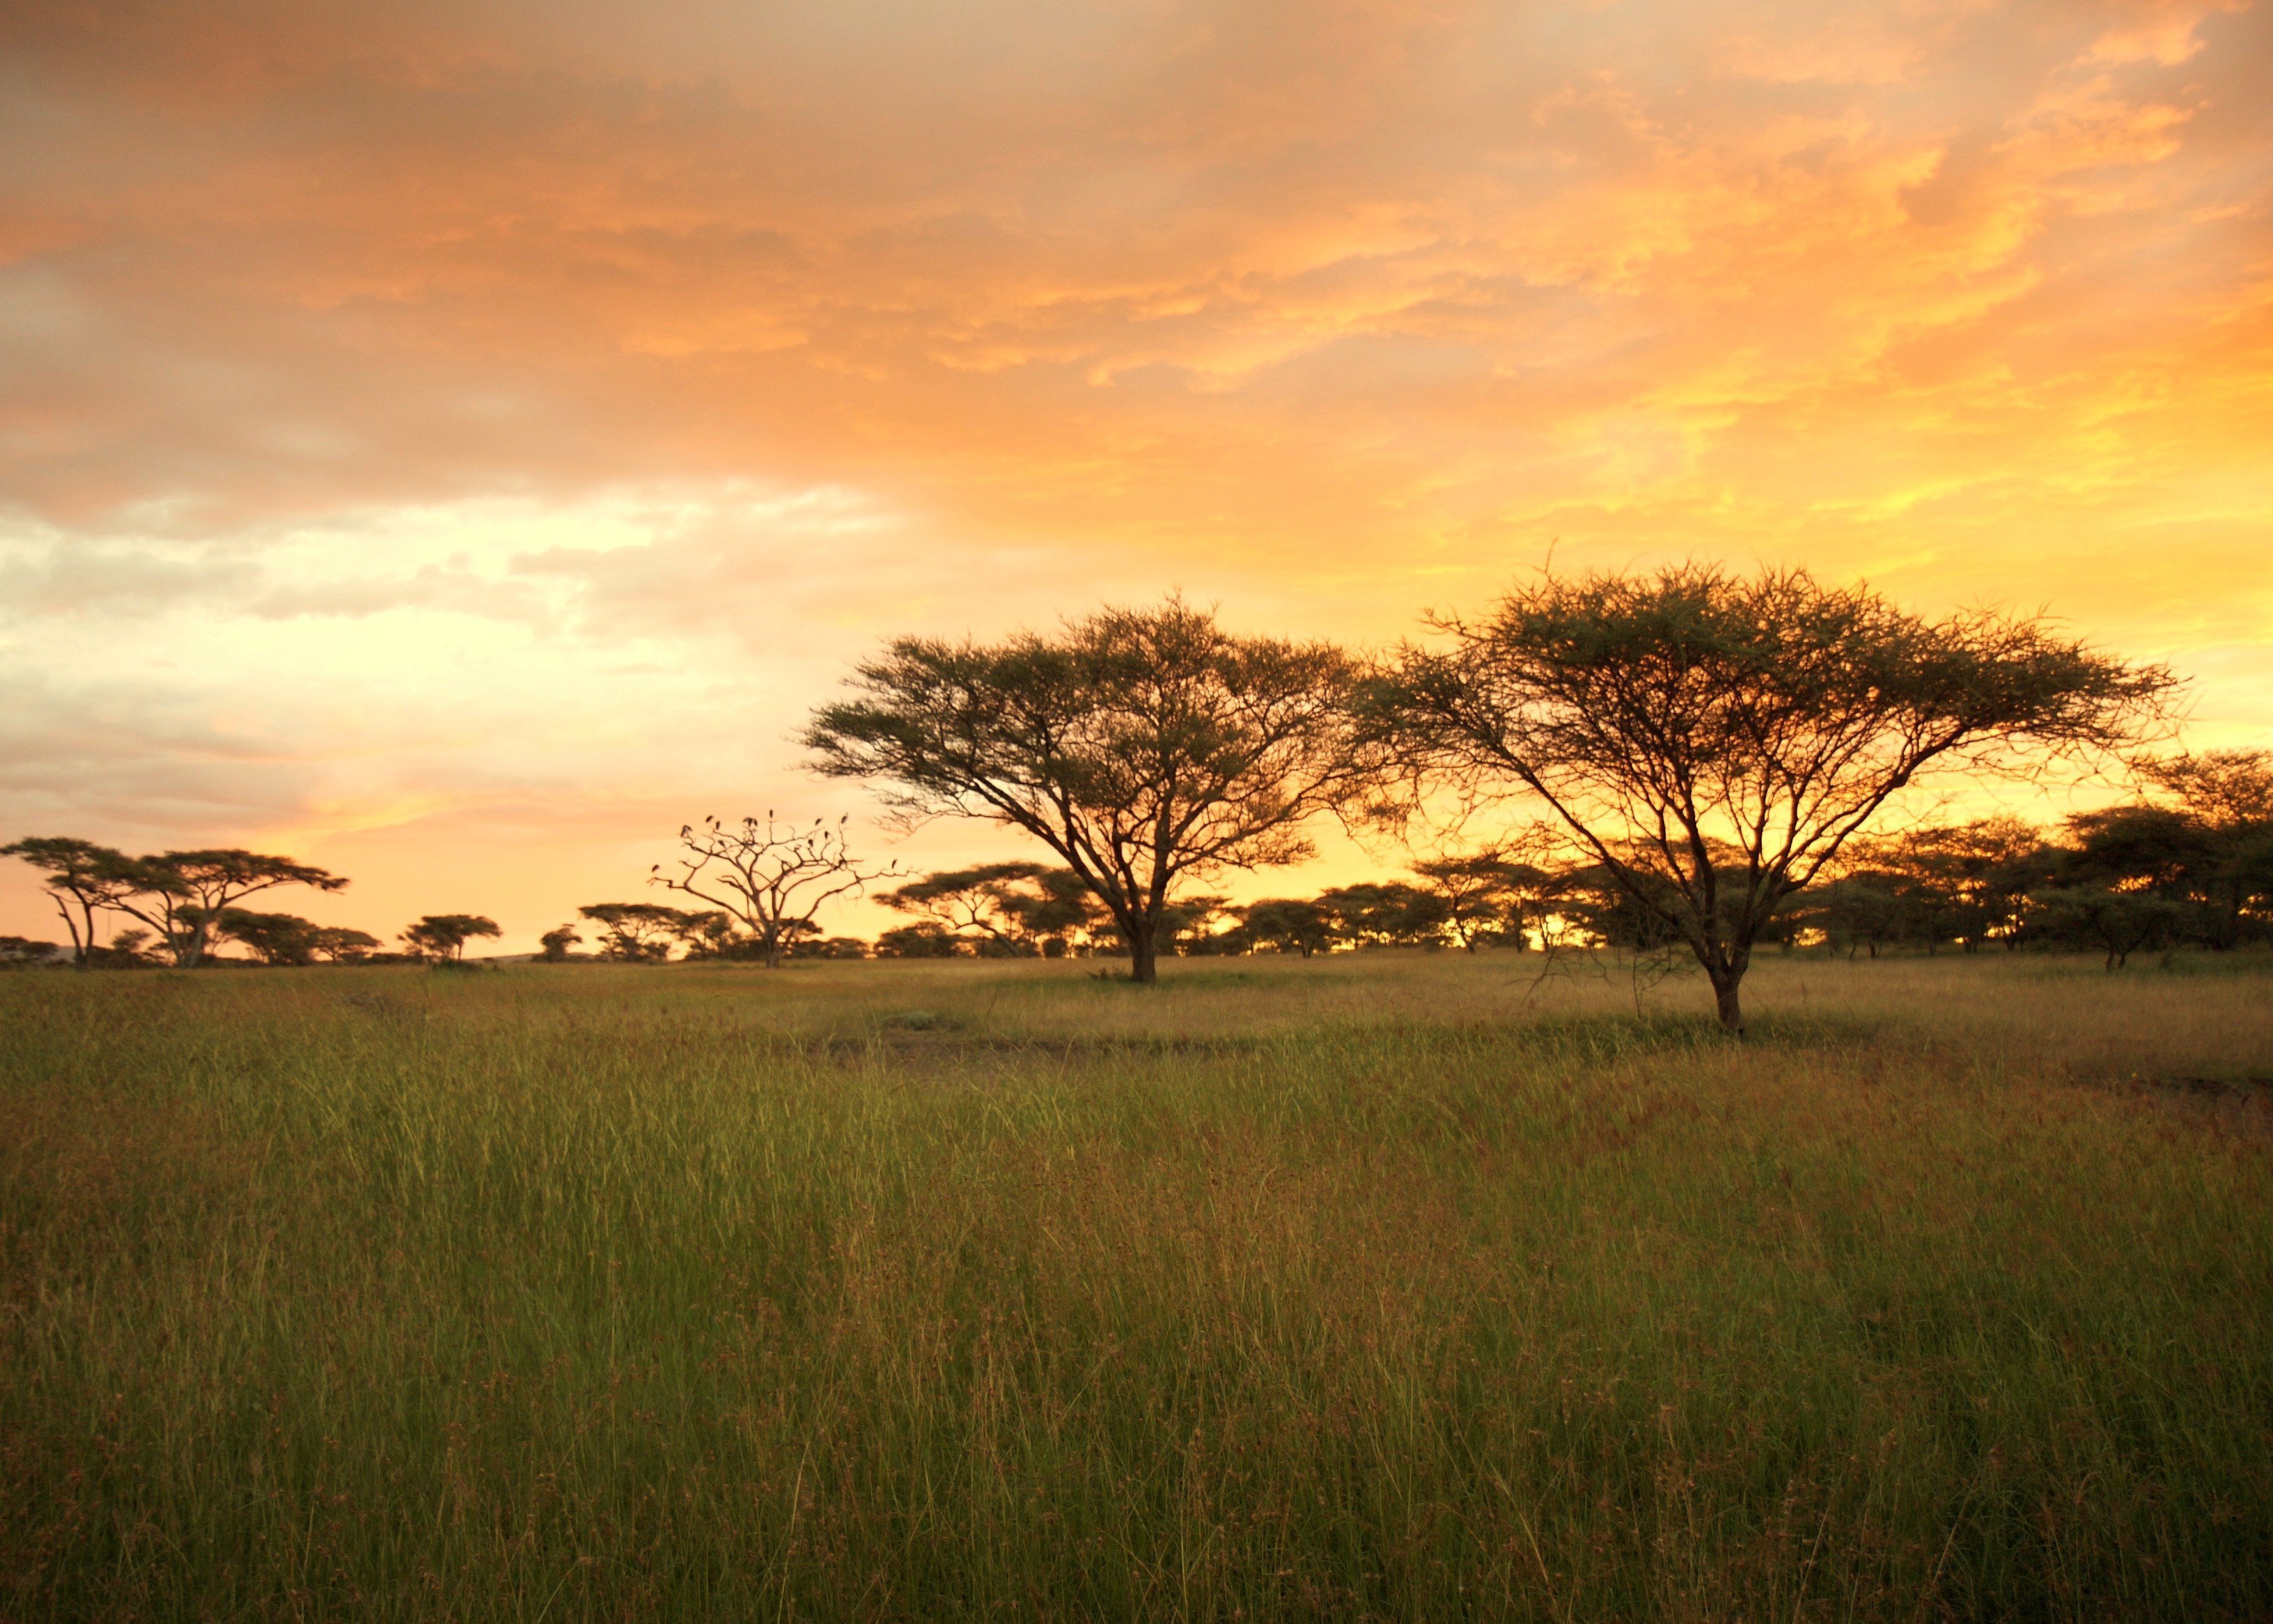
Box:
<box><xmin>3</xmin><ymin>953</ymin><xmax>2270</xmax><ymax>1619</ymax></box>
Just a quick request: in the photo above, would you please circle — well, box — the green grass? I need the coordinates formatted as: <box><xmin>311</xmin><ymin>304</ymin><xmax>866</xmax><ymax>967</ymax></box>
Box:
<box><xmin>3</xmin><ymin>951</ymin><xmax>2270</xmax><ymax>1620</ymax></box>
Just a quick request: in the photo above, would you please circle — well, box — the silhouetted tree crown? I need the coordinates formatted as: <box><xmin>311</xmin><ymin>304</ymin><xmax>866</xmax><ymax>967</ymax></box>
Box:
<box><xmin>805</xmin><ymin>599</ymin><xmax>1382</xmax><ymax>983</ymax></box>
<box><xmin>125</xmin><ymin>850</ymin><xmax>348</xmax><ymax>967</ymax></box>
<box><xmin>578</xmin><ymin>902</ymin><xmax>692</xmax><ymax>961</ymax></box>
<box><xmin>1237</xmin><ymin>898</ymin><xmax>1336</xmax><ymax>958</ymax></box>
<box><xmin>879</xmin><ymin>863</ymin><xmax>1100</xmax><ymax>955</ymax></box>
<box><xmin>1368</xmin><ymin>563</ymin><xmax>2175</xmax><ymax>1030</ymax></box>
<box><xmin>0</xmin><ymin>838</ymin><xmax>141</xmax><ymax>966</ymax></box>
<box><xmin>214</xmin><ymin>909</ymin><xmax>322</xmax><ymax>966</ymax></box>
<box><xmin>0</xmin><ymin>935</ymin><xmax>61</xmax><ymax>967</ymax></box>
<box><xmin>1315</xmin><ymin>882</ymin><xmax>1451</xmax><ymax>947</ymax></box>
<box><xmin>4</xmin><ymin>839</ymin><xmax>364</xmax><ymax>969</ymax></box>
<box><xmin>401</xmin><ymin>914</ymin><xmax>500</xmax><ymax>962</ymax></box>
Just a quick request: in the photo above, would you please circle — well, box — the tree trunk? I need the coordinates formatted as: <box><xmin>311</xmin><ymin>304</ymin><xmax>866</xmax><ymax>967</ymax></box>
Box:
<box><xmin>52</xmin><ymin>898</ymin><xmax>87</xmax><ymax>967</ymax></box>
<box><xmin>1710</xmin><ymin>971</ymin><xmax>1745</xmax><ymax>1033</ymax></box>
<box><xmin>1127</xmin><ymin>929</ymin><xmax>1159</xmax><ymax>984</ymax></box>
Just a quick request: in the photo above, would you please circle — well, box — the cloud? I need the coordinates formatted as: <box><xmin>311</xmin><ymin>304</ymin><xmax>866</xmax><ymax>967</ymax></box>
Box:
<box><xmin>1</xmin><ymin>0</ymin><xmax>2269</xmax><ymax>945</ymax></box>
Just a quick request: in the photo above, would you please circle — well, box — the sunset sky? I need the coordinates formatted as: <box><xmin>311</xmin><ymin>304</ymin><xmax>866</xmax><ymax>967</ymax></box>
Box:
<box><xmin>3</xmin><ymin>0</ymin><xmax>2270</xmax><ymax>951</ymax></box>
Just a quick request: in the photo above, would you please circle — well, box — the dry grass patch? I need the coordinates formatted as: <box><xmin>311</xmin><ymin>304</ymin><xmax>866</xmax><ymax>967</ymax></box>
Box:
<box><xmin>1</xmin><ymin>952</ymin><xmax>2268</xmax><ymax>1619</ymax></box>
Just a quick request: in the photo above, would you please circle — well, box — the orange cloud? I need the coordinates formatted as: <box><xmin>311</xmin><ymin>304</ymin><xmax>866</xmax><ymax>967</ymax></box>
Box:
<box><xmin>1</xmin><ymin>0</ymin><xmax>2268</xmax><ymax>945</ymax></box>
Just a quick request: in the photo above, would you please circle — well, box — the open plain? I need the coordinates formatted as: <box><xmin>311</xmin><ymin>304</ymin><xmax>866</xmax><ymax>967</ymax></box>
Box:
<box><xmin>3</xmin><ymin>952</ymin><xmax>2270</xmax><ymax>1620</ymax></box>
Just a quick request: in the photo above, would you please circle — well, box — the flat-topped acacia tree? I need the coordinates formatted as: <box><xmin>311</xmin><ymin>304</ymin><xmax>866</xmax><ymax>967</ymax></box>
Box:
<box><xmin>400</xmin><ymin>914</ymin><xmax>499</xmax><ymax>963</ymax></box>
<box><xmin>0</xmin><ymin>838</ymin><xmax>141</xmax><ymax>965</ymax></box>
<box><xmin>0</xmin><ymin>843</ymin><xmax>351</xmax><ymax>968</ymax></box>
<box><xmin>805</xmin><ymin>600</ymin><xmax>1382</xmax><ymax>983</ymax></box>
<box><xmin>1368</xmin><ymin>563</ymin><xmax>2174</xmax><ymax>1032</ymax></box>
<box><xmin>131</xmin><ymin>850</ymin><xmax>350</xmax><ymax>967</ymax></box>
<box><xmin>878</xmin><ymin>864</ymin><xmax>1100</xmax><ymax>955</ymax></box>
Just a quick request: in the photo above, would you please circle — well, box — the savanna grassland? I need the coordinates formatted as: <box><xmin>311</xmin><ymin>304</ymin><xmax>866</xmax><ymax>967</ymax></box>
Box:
<box><xmin>3</xmin><ymin>952</ymin><xmax>2270</xmax><ymax>1621</ymax></box>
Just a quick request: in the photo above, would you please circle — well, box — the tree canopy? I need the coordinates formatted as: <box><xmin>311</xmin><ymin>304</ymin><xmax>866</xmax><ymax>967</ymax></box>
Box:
<box><xmin>0</xmin><ymin>838</ymin><xmax>141</xmax><ymax>965</ymax></box>
<box><xmin>1368</xmin><ymin>563</ymin><xmax>2174</xmax><ymax>1029</ymax></box>
<box><xmin>1</xmin><ymin>841</ymin><xmax>347</xmax><ymax>967</ymax></box>
<box><xmin>579</xmin><ymin>902</ymin><xmax>696</xmax><ymax>961</ymax></box>
<box><xmin>806</xmin><ymin>600</ymin><xmax>1382</xmax><ymax>983</ymax></box>
<box><xmin>1237</xmin><ymin>898</ymin><xmax>1336</xmax><ymax>958</ymax></box>
<box><xmin>0</xmin><ymin>935</ymin><xmax>61</xmax><ymax>967</ymax></box>
<box><xmin>878</xmin><ymin>863</ymin><xmax>1098</xmax><ymax>955</ymax></box>
<box><xmin>401</xmin><ymin>914</ymin><xmax>501</xmax><ymax>962</ymax></box>
<box><xmin>133</xmin><ymin>850</ymin><xmax>350</xmax><ymax>967</ymax></box>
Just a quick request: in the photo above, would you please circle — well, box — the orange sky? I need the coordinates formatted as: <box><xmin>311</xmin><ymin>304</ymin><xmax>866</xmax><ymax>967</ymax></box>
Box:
<box><xmin>3</xmin><ymin>0</ymin><xmax>2270</xmax><ymax>951</ymax></box>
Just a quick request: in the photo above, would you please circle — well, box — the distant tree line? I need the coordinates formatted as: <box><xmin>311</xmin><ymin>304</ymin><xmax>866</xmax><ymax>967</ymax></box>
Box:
<box><xmin>0</xmin><ymin>837</ymin><xmax>499</xmax><ymax>969</ymax></box>
<box><xmin>517</xmin><ymin>749</ymin><xmax>2267</xmax><ymax>967</ymax></box>
<box><xmin>8</xmin><ymin>565</ymin><xmax>2235</xmax><ymax>1030</ymax></box>
<box><xmin>1787</xmin><ymin>749</ymin><xmax>2273</xmax><ymax>967</ymax></box>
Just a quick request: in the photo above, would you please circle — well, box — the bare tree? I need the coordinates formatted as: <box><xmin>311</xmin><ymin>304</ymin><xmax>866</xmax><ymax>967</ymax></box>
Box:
<box><xmin>805</xmin><ymin>600</ymin><xmax>1383</xmax><ymax>983</ymax></box>
<box><xmin>652</xmin><ymin>815</ymin><xmax>896</xmax><ymax>968</ymax></box>
<box><xmin>1369</xmin><ymin>563</ymin><xmax>2173</xmax><ymax>1031</ymax></box>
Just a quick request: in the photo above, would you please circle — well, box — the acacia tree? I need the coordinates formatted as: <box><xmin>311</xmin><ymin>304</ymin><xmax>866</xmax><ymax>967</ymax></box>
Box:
<box><xmin>664</xmin><ymin>911</ymin><xmax>742</xmax><ymax>958</ymax></box>
<box><xmin>578</xmin><ymin>902</ymin><xmax>687</xmax><ymax>961</ymax></box>
<box><xmin>879</xmin><ymin>863</ymin><xmax>1098</xmax><ymax>955</ymax></box>
<box><xmin>309</xmin><ymin>926</ymin><xmax>382</xmax><ymax>962</ymax></box>
<box><xmin>1409</xmin><ymin>855</ymin><xmax>1515</xmax><ymax>950</ymax></box>
<box><xmin>652</xmin><ymin>815</ymin><xmax>896</xmax><ymax>968</ymax></box>
<box><xmin>1157</xmin><ymin>893</ymin><xmax>1234</xmax><ymax>954</ymax></box>
<box><xmin>805</xmin><ymin>600</ymin><xmax>1382</xmax><ymax>983</ymax></box>
<box><xmin>1316</xmin><ymin>882</ymin><xmax>1451</xmax><ymax>946</ymax></box>
<box><xmin>1869</xmin><ymin>817</ymin><xmax>2047</xmax><ymax>951</ymax></box>
<box><xmin>1239</xmin><ymin>898</ymin><xmax>1336</xmax><ymax>958</ymax></box>
<box><xmin>214</xmin><ymin>909</ymin><xmax>322</xmax><ymax>965</ymax></box>
<box><xmin>875</xmin><ymin>922</ymin><xmax>964</xmax><ymax>958</ymax></box>
<box><xmin>0</xmin><ymin>838</ymin><xmax>141</xmax><ymax>965</ymax></box>
<box><xmin>208</xmin><ymin>911</ymin><xmax>378</xmax><ymax>966</ymax></box>
<box><xmin>1370</xmin><ymin>564</ymin><xmax>2173</xmax><ymax>1031</ymax></box>
<box><xmin>2134</xmin><ymin>749</ymin><xmax>2273</xmax><ymax>948</ymax></box>
<box><xmin>102</xmin><ymin>850</ymin><xmax>348</xmax><ymax>967</ymax></box>
<box><xmin>2031</xmin><ymin>884</ymin><xmax>2183</xmax><ymax>970</ymax></box>
<box><xmin>401</xmin><ymin>914</ymin><xmax>499</xmax><ymax>962</ymax></box>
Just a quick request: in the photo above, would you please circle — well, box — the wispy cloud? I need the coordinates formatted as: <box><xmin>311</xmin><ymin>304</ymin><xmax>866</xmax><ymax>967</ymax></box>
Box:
<box><xmin>1</xmin><ymin>0</ymin><xmax>2267</xmax><ymax>944</ymax></box>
